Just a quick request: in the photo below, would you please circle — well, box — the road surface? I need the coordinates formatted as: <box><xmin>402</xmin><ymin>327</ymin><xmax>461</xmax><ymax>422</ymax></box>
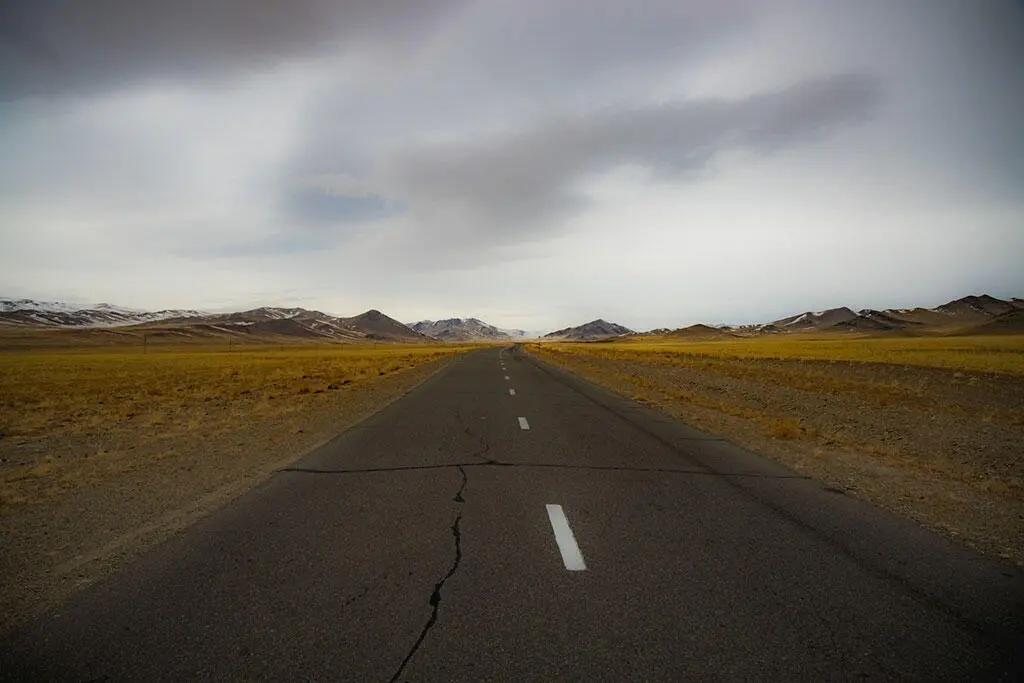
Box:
<box><xmin>2</xmin><ymin>346</ymin><xmax>1022</xmax><ymax>681</ymax></box>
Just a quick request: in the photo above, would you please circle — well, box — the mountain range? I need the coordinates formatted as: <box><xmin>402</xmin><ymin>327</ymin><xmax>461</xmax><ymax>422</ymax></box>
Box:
<box><xmin>721</xmin><ymin>295</ymin><xmax>1024</xmax><ymax>336</ymax></box>
<box><xmin>0</xmin><ymin>299</ymin><xmax>550</xmax><ymax>346</ymax></box>
<box><xmin>0</xmin><ymin>300</ymin><xmax>433</xmax><ymax>344</ymax></box>
<box><xmin>2</xmin><ymin>293</ymin><xmax>1020</xmax><ymax>347</ymax></box>
<box><xmin>0</xmin><ymin>299</ymin><xmax>206</xmax><ymax>328</ymax></box>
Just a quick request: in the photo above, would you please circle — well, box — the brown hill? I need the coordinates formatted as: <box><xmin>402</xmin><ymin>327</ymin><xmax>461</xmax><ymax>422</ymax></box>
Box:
<box><xmin>937</xmin><ymin>294</ymin><xmax>1017</xmax><ymax>319</ymax></box>
<box><xmin>543</xmin><ymin>319</ymin><xmax>633</xmax><ymax>341</ymax></box>
<box><xmin>665</xmin><ymin>324</ymin><xmax>739</xmax><ymax>340</ymax></box>
<box><xmin>761</xmin><ymin>295</ymin><xmax>1022</xmax><ymax>337</ymax></box>
<box><xmin>819</xmin><ymin>309</ymin><xmax>928</xmax><ymax>334</ymax></box>
<box><xmin>964</xmin><ymin>309</ymin><xmax>1024</xmax><ymax>335</ymax></box>
<box><xmin>773</xmin><ymin>307</ymin><xmax>857</xmax><ymax>331</ymax></box>
<box><xmin>874</xmin><ymin>307</ymin><xmax>961</xmax><ymax>329</ymax></box>
<box><xmin>337</xmin><ymin>309</ymin><xmax>433</xmax><ymax>342</ymax></box>
<box><xmin>825</xmin><ymin>315</ymin><xmax>911</xmax><ymax>334</ymax></box>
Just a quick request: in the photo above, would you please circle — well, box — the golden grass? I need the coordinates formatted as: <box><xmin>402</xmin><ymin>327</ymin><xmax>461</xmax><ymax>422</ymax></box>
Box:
<box><xmin>0</xmin><ymin>343</ymin><xmax>477</xmax><ymax>512</ymax></box>
<box><xmin>531</xmin><ymin>334</ymin><xmax>1024</xmax><ymax>376</ymax></box>
<box><xmin>765</xmin><ymin>417</ymin><xmax>804</xmax><ymax>440</ymax></box>
<box><xmin>0</xmin><ymin>344</ymin><xmax>472</xmax><ymax>442</ymax></box>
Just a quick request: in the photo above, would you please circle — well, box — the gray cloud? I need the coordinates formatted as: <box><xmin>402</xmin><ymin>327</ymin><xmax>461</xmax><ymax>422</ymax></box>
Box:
<box><xmin>297</xmin><ymin>73</ymin><xmax>881</xmax><ymax>256</ymax></box>
<box><xmin>0</xmin><ymin>0</ymin><xmax>465</xmax><ymax>100</ymax></box>
<box><xmin>282</xmin><ymin>1</ymin><xmax>765</xmax><ymax>181</ymax></box>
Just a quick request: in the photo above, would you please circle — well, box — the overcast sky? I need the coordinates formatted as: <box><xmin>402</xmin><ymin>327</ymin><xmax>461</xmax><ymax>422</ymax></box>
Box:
<box><xmin>1</xmin><ymin>1</ymin><xmax>1022</xmax><ymax>331</ymax></box>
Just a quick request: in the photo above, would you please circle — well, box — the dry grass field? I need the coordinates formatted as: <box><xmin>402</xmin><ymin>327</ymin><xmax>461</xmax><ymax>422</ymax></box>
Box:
<box><xmin>530</xmin><ymin>334</ymin><xmax>1024</xmax><ymax>565</ymax></box>
<box><xmin>591</xmin><ymin>333</ymin><xmax>1024</xmax><ymax>375</ymax></box>
<box><xmin>0</xmin><ymin>345</ymin><xmax>470</xmax><ymax>510</ymax></box>
<box><xmin>0</xmin><ymin>343</ymin><xmax>474</xmax><ymax>634</ymax></box>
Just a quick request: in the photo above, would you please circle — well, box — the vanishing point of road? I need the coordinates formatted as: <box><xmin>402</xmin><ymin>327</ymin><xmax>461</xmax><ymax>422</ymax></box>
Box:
<box><xmin>2</xmin><ymin>347</ymin><xmax>1021</xmax><ymax>680</ymax></box>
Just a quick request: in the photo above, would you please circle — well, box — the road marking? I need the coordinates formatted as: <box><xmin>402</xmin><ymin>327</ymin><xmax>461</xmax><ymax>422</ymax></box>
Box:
<box><xmin>509</xmin><ymin>388</ymin><xmax>516</xmax><ymax>395</ymax></box>
<box><xmin>504</xmin><ymin>375</ymin><xmax>510</xmax><ymax>380</ymax></box>
<box><xmin>546</xmin><ymin>504</ymin><xmax>586</xmax><ymax>571</ymax></box>
<box><xmin>518</xmin><ymin>416</ymin><xmax>530</xmax><ymax>430</ymax></box>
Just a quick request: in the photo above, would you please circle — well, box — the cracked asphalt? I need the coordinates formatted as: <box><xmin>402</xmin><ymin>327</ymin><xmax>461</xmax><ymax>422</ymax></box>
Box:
<box><xmin>1</xmin><ymin>347</ymin><xmax>1022</xmax><ymax>681</ymax></box>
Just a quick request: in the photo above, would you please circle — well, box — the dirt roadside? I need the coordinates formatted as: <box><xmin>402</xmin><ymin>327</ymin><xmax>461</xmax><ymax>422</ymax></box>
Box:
<box><xmin>0</xmin><ymin>355</ymin><xmax>456</xmax><ymax>636</ymax></box>
<box><xmin>532</xmin><ymin>347</ymin><xmax>1024</xmax><ymax>567</ymax></box>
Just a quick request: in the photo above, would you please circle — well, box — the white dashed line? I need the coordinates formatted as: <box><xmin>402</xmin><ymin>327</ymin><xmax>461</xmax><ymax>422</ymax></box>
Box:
<box><xmin>504</xmin><ymin>375</ymin><xmax>510</xmax><ymax>380</ymax></box>
<box><xmin>518</xmin><ymin>416</ymin><xmax>530</xmax><ymax>430</ymax></box>
<box><xmin>546</xmin><ymin>504</ymin><xmax>587</xmax><ymax>571</ymax></box>
<box><xmin>509</xmin><ymin>388</ymin><xmax>516</xmax><ymax>396</ymax></box>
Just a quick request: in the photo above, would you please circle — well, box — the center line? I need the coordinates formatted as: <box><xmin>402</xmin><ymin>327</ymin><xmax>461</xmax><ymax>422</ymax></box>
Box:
<box><xmin>509</xmin><ymin>388</ymin><xmax>516</xmax><ymax>396</ymax></box>
<box><xmin>546</xmin><ymin>504</ymin><xmax>587</xmax><ymax>571</ymax></box>
<box><xmin>518</xmin><ymin>416</ymin><xmax>530</xmax><ymax>430</ymax></box>
<box><xmin>504</xmin><ymin>375</ymin><xmax>510</xmax><ymax>380</ymax></box>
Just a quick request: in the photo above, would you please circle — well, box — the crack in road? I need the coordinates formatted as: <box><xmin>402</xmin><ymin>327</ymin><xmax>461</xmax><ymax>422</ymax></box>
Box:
<box><xmin>454</xmin><ymin>410</ymin><xmax>504</xmax><ymax>465</ymax></box>
<box><xmin>462</xmin><ymin>425</ymin><xmax>505</xmax><ymax>465</ymax></box>
<box><xmin>388</xmin><ymin>465</ymin><xmax>467</xmax><ymax>683</ymax></box>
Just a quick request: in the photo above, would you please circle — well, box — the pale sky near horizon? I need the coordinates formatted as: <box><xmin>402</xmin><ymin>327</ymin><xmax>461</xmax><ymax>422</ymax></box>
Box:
<box><xmin>1</xmin><ymin>1</ymin><xmax>1022</xmax><ymax>331</ymax></box>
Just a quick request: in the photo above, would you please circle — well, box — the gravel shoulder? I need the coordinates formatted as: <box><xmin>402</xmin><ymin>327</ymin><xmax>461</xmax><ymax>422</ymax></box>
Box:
<box><xmin>533</xmin><ymin>346</ymin><xmax>1024</xmax><ymax>567</ymax></box>
<box><xmin>0</xmin><ymin>355</ymin><xmax>456</xmax><ymax>636</ymax></box>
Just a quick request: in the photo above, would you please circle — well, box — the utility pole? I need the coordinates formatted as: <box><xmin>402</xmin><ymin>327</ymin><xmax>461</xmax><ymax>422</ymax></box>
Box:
<box><xmin>143</xmin><ymin>333</ymin><xmax>147</xmax><ymax>355</ymax></box>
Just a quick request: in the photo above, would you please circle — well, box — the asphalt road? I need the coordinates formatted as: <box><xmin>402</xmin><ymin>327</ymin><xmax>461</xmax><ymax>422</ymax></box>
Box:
<box><xmin>2</xmin><ymin>346</ymin><xmax>1022</xmax><ymax>681</ymax></box>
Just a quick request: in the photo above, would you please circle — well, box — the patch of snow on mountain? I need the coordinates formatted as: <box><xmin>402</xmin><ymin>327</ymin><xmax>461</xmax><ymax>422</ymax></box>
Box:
<box><xmin>0</xmin><ymin>298</ymin><xmax>85</xmax><ymax>313</ymax></box>
<box><xmin>789</xmin><ymin>313</ymin><xmax>811</xmax><ymax>325</ymax></box>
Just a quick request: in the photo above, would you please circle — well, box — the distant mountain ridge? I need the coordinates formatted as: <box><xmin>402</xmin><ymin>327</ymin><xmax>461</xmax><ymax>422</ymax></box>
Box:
<box><xmin>0</xmin><ymin>299</ymin><xmax>431</xmax><ymax>344</ymax></box>
<box><xmin>0</xmin><ymin>298</ymin><xmax>205</xmax><ymax>328</ymax></box>
<box><xmin>408</xmin><ymin>318</ymin><xmax>511</xmax><ymax>342</ymax></box>
<box><xmin>664</xmin><ymin>324</ymin><xmax>740</xmax><ymax>340</ymax></box>
<box><xmin>543</xmin><ymin>319</ymin><xmax>633</xmax><ymax>341</ymax></box>
<box><xmin>5</xmin><ymin>293</ymin><xmax>1020</xmax><ymax>345</ymax></box>
<box><xmin>707</xmin><ymin>295</ymin><xmax>1024</xmax><ymax>337</ymax></box>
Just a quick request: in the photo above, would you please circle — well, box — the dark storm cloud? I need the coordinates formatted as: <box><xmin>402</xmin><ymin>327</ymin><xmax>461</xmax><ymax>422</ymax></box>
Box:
<box><xmin>364</xmin><ymin>73</ymin><xmax>882</xmax><ymax>243</ymax></box>
<box><xmin>0</xmin><ymin>0</ymin><xmax>465</xmax><ymax>100</ymax></box>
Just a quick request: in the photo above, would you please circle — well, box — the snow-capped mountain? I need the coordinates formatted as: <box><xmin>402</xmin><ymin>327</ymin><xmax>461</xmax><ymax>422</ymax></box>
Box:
<box><xmin>0</xmin><ymin>298</ymin><xmax>205</xmax><ymax>328</ymax></box>
<box><xmin>0</xmin><ymin>298</ymin><xmax>85</xmax><ymax>314</ymax></box>
<box><xmin>0</xmin><ymin>298</ymin><xmax>433</xmax><ymax>343</ymax></box>
<box><xmin>408</xmin><ymin>318</ymin><xmax>511</xmax><ymax>342</ymax></box>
